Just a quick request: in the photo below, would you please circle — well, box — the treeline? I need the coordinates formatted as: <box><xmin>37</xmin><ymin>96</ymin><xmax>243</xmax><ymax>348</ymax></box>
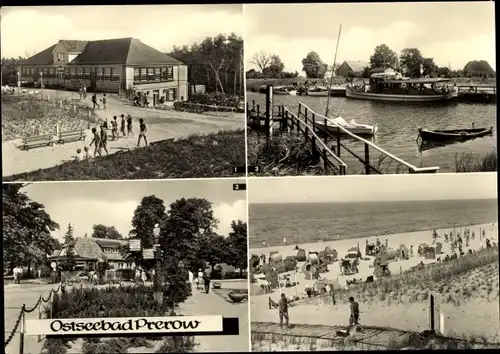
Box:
<box><xmin>168</xmin><ymin>33</ymin><xmax>244</xmax><ymax>96</ymax></box>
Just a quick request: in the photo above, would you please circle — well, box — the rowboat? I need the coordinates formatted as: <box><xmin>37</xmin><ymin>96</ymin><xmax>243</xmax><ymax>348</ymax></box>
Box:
<box><xmin>274</xmin><ymin>86</ymin><xmax>297</xmax><ymax>95</ymax></box>
<box><xmin>314</xmin><ymin>116</ymin><xmax>378</xmax><ymax>136</ymax></box>
<box><xmin>418</xmin><ymin>127</ymin><xmax>493</xmax><ymax>142</ymax></box>
<box><xmin>307</xmin><ymin>86</ymin><xmax>330</xmax><ymax>96</ymax></box>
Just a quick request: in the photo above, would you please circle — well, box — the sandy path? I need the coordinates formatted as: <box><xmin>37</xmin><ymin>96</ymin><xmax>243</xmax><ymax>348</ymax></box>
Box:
<box><xmin>250</xmin><ymin>222</ymin><xmax>499</xmax><ymax>340</ymax></box>
<box><xmin>3</xmin><ymin>90</ymin><xmax>244</xmax><ymax>176</ymax></box>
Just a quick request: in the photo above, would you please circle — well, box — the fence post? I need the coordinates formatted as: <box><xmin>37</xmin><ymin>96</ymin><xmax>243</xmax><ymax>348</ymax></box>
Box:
<box><xmin>298</xmin><ymin>102</ymin><xmax>302</xmax><ymax>119</ymax></box>
<box><xmin>265</xmin><ymin>85</ymin><xmax>274</xmax><ymax>139</ymax></box>
<box><xmin>323</xmin><ymin>118</ymin><xmax>328</xmax><ymax>144</ymax></box>
<box><xmin>296</xmin><ymin>116</ymin><xmax>300</xmax><ymax>133</ymax></box>
<box><xmin>364</xmin><ymin>143</ymin><xmax>370</xmax><ymax>175</ymax></box>
<box><xmin>322</xmin><ymin>149</ymin><xmax>328</xmax><ymax>173</ymax></box>
<box><xmin>312</xmin><ymin>136</ymin><xmax>317</xmax><ymax>160</ymax></box>
<box><xmin>336</xmin><ymin>134</ymin><xmax>341</xmax><ymax>157</ymax></box>
<box><xmin>256</xmin><ymin>104</ymin><xmax>260</xmax><ymax>127</ymax></box>
<box><xmin>304</xmin><ymin>125</ymin><xmax>309</xmax><ymax>142</ymax></box>
<box><xmin>339</xmin><ymin>165</ymin><xmax>346</xmax><ymax>175</ymax></box>
<box><xmin>20</xmin><ymin>305</ymin><xmax>25</xmax><ymax>354</ymax></box>
<box><xmin>252</xmin><ymin>100</ymin><xmax>255</xmax><ymax>110</ymax></box>
<box><xmin>304</xmin><ymin>109</ymin><xmax>308</xmax><ymax>125</ymax></box>
<box><xmin>290</xmin><ymin>111</ymin><xmax>294</xmax><ymax>131</ymax></box>
<box><xmin>312</xmin><ymin>113</ymin><xmax>316</xmax><ymax>133</ymax></box>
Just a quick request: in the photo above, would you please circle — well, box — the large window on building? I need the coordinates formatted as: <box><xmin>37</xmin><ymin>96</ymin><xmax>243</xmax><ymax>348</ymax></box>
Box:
<box><xmin>104</xmin><ymin>68</ymin><xmax>111</xmax><ymax>81</ymax></box>
<box><xmin>83</xmin><ymin>67</ymin><xmax>90</xmax><ymax>79</ymax></box>
<box><xmin>140</xmin><ymin>68</ymin><xmax>147</xmax><ymax>82</ymax></box>
<box><xmin>147</xmin><ymin>68</ymin><xmax>154</xmax><ymax>81</ymax></box>
<box><xmin>96</xmin><ymin>68</ymin><xmax>103</xmax><ymax>81</ymax></box>
<box><xmin>167</xmin><ymin>66</ymin><xmax>174</xmax><ymax>80</ymax></box>
<box><xmin>134</xmin><ymin>68</ymin><xmax>140</xmax><ymax>82</ymax></box>
<box><xmin>166</xmin><ymin>88</ymin><xmax>177</xmax><ymax>101</ymax></box>
<box><xmin>76</xmin><ymin>67</ymin><xmax>83</xmax><ymax>80</ymax></box>
<box><xmin>154</xmin><ymin>68</ymin><xmax>161</xmax><ymax>81</ymax></box>
<box><xmin>111</xmin><ymin>68</ymin><xmax>120</xmax><ymax>82</ymax></box>
<box><xmin>133</xmin><ymin>66</ymin><xmax>175</xmax><ymax>84</ymax></box>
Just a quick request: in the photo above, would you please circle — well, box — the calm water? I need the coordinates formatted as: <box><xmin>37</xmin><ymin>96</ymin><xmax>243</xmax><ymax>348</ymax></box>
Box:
<box><xmin>248</xmin><ymin>199</ymin><xmax>498</xmax><ymax>248</ymax></box>
<box><xmin>247</xmin><ymin>92</ymin><xmax>497</xmax><ymax>173</ymax></box>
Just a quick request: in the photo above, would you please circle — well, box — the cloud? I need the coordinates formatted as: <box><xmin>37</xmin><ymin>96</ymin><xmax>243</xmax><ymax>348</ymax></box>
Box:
<box><xmin>1</xmin><ymin>7</ymin><xmax>243</xmax><ymax>58</ymax></box>
<box><xmin>213</xmin><ymin>199</ymin><xmax>247</xmax><ymax>236</ymax></box>
<box><xmin>245</xmin><ymin>20</ymin><xmax>495</xmax><ymax>72</ymax></box>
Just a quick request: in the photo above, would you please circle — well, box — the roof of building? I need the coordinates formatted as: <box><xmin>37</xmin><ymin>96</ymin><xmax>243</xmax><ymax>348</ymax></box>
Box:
<box><xmin>370</xmin><ymin>67</ymin><xmax>395</xmax><ymax>74</ymax></box>
<box><xmin>463</xmin><ymin>60</ymin><xmax>495</xmax><ymax>74</ymax></box>
<box><xmin>49</xmin><ymin>237</ymin><xmax>127</xmax><ymax>261</ymax></box>
<box><xmin>68</xmin><ymin>38</ymin><xmax>184</xmax><ymax>66</ymax></box>
<box><xmin>20</xmin><ymin>38</ymin><xmax>184</xmax><ymax>66</ymax></box>
<box><xmin>342</xmin><ymin>61</ymin><xmax>369</xmax><ymax>72</ymax></box>
<box><xmin>20</xmin><ymin>44</ymin><xmax>58</xmax><ymax>65</ymax></box>
<box><xmin>93</xmin><ymin>237</ymin><xmax>128</xmax><ymax>248</ymax></box>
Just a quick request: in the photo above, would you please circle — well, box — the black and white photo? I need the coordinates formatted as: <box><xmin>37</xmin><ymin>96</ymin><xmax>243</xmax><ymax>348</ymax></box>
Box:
<box><xmin>2</xmin><ymin>5</ymin><xmax>245</xmax><ymax>181</ymax></box>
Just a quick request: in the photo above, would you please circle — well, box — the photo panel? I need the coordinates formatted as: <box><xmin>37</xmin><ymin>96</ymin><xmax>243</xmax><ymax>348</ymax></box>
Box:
<box><xmin>1</xmin><ymin>5</ymin><xmax>245</xmax><ymax>182</ymax></box>
<box><xmin>248</xmin><ymin>173</ymin><xmax>498</xmax><ymax>351</ymax></box>
<box><xmin>3</xmin><ymin>178</ymin><xmax>249</xmax><ymax>353</ymax></box>
<box><xmin>244</xmin><ymin>2</ymin><xmax>496</xmax><ymax>177</ymax></box>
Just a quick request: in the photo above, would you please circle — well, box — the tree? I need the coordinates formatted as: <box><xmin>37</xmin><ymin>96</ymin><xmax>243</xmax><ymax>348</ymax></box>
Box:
<box><xmin>197</xmin><ymin>233</ymin><xmax>232</xmax><ymax>269</ymax></box>
<box><xmin>131</xmin><ymin>195</ymin><xmax>166</xmax><ymax>250</ymax></box>
<box><xmin>399</xmin><ymin>48</ymin><xmax>424</xmax><ymax>78</ymax></box>
<box><xmin>3</xmin><ymin>184</ymin><xmax>60</xmax><ymax>275</ymax></box>
<box><xmin>302</xmin><ymin>52</ymin><xmax>327</xmax><ymax>78</ymax></box>
<box><xmin>437</xmin><ymin>67</ymin><xmax>452</xmax><ymax>78</ymax></box>
<box><xmin>422</xmin><ymin>57</ymin><xmax>438</xmax><ymax>77</ymax></box>
<box><xmin>159</xmin><ymin>197</ymin><xmax>218</xmax><ymax>308</ymax></box>
<box><xmin>91</xmin><ymin>224</ymin><xmax>123</xmax><ymax>240</ymax></box>
<box><xmin>227</xmin><ymin>220</ymin><xmax>247</xmax><ymax>275</ymax></box>
<box><xmin>369</xmin><ymin>44</ymin><xmax>398</xmax><ymax>69</ymax></box>
<box><xmin>168</xmin><ymin>33</ymin><xmax>244</xmax><ymax>96</ymax></box>
<box><xmin>1</xmin><ymin>57</ymin><xmax>24</xmax><ymax>86</ymax></box>
<box><xmin>263</xmin><ymin>54</ymin><xmax>285</xmax><ymax>78</ymax></box>
<box><xmin>251</xmin><ymin>51</ymin><xmax>272</xmax><ymax>72</ymax></box>
<box><xmin>60</xmin><ymin>223</ymin><xmax>76</xmax><ymax>271</ymax></box>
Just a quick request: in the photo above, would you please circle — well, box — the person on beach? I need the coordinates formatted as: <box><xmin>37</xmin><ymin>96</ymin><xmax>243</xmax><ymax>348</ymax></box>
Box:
<box><xmin>120</xmin><ymin>114</ymin><xmax>126</xmax><ymax>137</ymax></box>
<box><xmin>111</xmin><ymin>116</ymin><xmax>118</xmax><ymax>140</ymax></box>
<box><xmin>283</xmin><ymin>237</ymin><xmax>287</xmax><ymax>245</ymax></box>
<box><xmin>91</xmin><ymin>94</ymin><xmax>99</xmax><ymax>110</ymax></box>
<box><xmin>376</xmin><ymin>238</ymin><xmax>381</xmax><ymax>248</ymax></box>
<box><xmin>89</xmin><ymin>127</ymin><xmax>102</xmax><ymax>157</ymax></box>
<box><xmin>99</xmin><ymin>125</ymin><xmax>109</xmax><ymax>155</ymax></box>
<box><xmin>278</xmin><ymin>293</ymin><xmax>289</xmax><ymax>328</ymax></box>
<box><xmin>348</xmin><ymin>297</ymin><xmax>360</xmax><ymax>328</ymax></box>
<box><xmin>409</xmin><ymin>245</ymin><xmax>414</xmax><ymax>257</ymax></box>
<box><xmin>482</xmin><ymin>229</ymin><xmax>486</xmax><ymax>238</ymax></box>
<box><xmin>137</xmin><ymin>118</ymin><xmax>148</xmax><ymax>147</ymax></box>
<box><xmin>385</xmin><ymin>239</ymin><xmax>388</xmax><ymax>248</ymax></box>
<box><xmin>471</xmin><ymin>231</ymin><xmax>475</xmax><ymax>240</ymax></box>
<box><xmin>444</xmin><ymin>233</ymin><xmax>448</xmax><ymax>243</ymax></box>
<box><xmin>102</xmin><ymin>93</ymin><xmax>107</xmax><ymax>110</ymax></box>
<box><xmin>126</xmin><ymin>114</ymin><xmax>134</xmax><ymax>137</ymax></box>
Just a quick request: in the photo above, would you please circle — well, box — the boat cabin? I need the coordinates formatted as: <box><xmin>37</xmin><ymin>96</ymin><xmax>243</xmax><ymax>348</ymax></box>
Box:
<box><xmin>367</xmin><ymin>73</ymin><xmax>454</xmax><ymax>96</ymax></box>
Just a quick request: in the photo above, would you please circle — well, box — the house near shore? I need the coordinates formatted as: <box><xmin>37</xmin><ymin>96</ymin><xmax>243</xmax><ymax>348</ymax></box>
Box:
<box><xmin>336</xmin><ymin>61</ymin><xmax>369</xmax><ymax>77</ymax></box>
<box><xmin>369</xmin><ymin>66</ymin><xmax>397</xmax><ymax>75</ymax></box>
<box><xmin>18</xmin><ymin>38</ymin><xmax>188</xmax><ymax>105</ymax></box>
<box><xmin>49</xmin><ymin>237</ymin><xmax>134</xmax><ymax>271</ymax></box>
<box><xmin>463</xmin><ymin>60</ymin><xmax>496</xmax><ymax>78</ymax></box>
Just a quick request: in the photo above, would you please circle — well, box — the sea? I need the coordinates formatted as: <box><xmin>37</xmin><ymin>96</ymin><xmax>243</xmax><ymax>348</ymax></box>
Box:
<box><xmin>248</xmin><ymin>199</ymin><xmax>498</xmax><ymax>248</ymax></box>
<box><xmin>246</xmin><ymin>92</ymin><xmax>497</xmax><ymax>173</ymax></box>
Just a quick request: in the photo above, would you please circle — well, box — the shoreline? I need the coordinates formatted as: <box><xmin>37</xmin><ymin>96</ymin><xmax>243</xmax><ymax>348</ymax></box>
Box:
<box><xmin>250</xmin><ymin>221</ymin><xmax>498</xmax><ymax>254</ymax></box>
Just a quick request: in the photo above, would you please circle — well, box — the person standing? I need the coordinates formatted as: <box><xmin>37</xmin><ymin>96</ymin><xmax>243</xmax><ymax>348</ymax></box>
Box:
<box><xmin>278</xmin><ymin>293</ymin><xmax>289</xmax><ymax>328</ymax></box>
<box><xmin>99</xmin><ymin>125</ymin><xmax>109</xmax><ymax>155</ymax></box>
<box><xmin>91</xmin><ymin>94</ymin><xmax>99</xmax><ymax>110</ymax></box>
<box><xmin>203</xmin><ymin>266</ymin><xmax>212</xmax><ymax>294</ymax></box>
<box><xmin>188</xmin><ymin>270</ymin><xmax>194</xmax><ymax>292</ymax></box>
<box><xmin>102</xmin><ymin>93</ymin><xmax>107</xmax><ymax>110</ymax></box>
<box><xmin>126</xmin><ymin>114</ymin><xmax>134</xmax><ymax>137</ymax></box>
<box><xmin>89</xmin><ymin>127</ymin><xmax>102</xmax><ymax>157</ymax></box>
<box><xmin>111</xmin><ymin>116</ymin><xmax>118</xmax><ymax>140</ymax></box>
<box><xmin>348</xmin><ymin>296</ymin><xmax>360</xmax><ymax>328</ymax></box>
<box><xmin>137</xmin><ymin>118</ymin><xmax>148</xmax><ymax>147</ymax></box>
<box><xmin>120</xmin><ymin>114</ymin><xmax>126</xmax><ymax>137</ymax></box>
<box><xmin>197</xmin><ymin>269</ymin><xmax>204</xmax><ymax>290</ymax></box>
<box><xmin>82</xmin><ymin>85</ymin><xmax>87</xmax><ymax>99</ymax></box>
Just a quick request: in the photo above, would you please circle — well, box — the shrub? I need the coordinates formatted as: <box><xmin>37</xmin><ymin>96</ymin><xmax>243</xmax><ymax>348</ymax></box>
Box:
<box><xmin>43</xmin><ymin>285</ymin><xmax>195</xmax><ymax>354</ymax></box>
<box><xmin>454</xmin><ymin>151</ymin><xmax>497</xmax><ymax>172</ymax></box>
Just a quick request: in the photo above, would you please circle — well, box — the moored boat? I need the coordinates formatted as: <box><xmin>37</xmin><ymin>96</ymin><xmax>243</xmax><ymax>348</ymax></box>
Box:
<box><xmin>418</xmin><ymin>126</ymin><xmax>493</xmax><ymax>142</ymax></box>
<box><xmin>346</xmin><ymin>73</ymin><xmax>458</xmax><ymax>103</ymax></box>
<box><xmin>307</xmin><ymin>86</ymin><xmax>330</xmax><ymax>96</ymax></box>
<box><xmin>314</xmin><ymin>116</ymin><xmax>378</xmax><ymax>136</ymax></box>
<box><xmin>274</xmin><ymin>86</ymin><xmax>297</xmax><ymax>95</ymax></box>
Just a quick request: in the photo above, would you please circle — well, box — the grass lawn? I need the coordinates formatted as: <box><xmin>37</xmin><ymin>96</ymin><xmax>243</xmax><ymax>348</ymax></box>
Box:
<box><xmin>1</xmin><ymin>95</ymin><xmax>97</xmax><ymax>141</ymax></box>
<box><xmin>4</xmin><ymin>129</ymin><xmax>246</xmax><ymax>180</ymax></box>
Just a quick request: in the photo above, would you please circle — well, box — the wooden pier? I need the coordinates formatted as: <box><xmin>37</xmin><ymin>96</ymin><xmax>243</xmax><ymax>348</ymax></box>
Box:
<box><xmin>456</xmin><ymin>85</ymin><xmax>496</xmax><ymax>104</ymax></box>
<box><xmin>247</xmin><ymin>85</ymin><xmax>440</xmax><ymax>175</ymax></box>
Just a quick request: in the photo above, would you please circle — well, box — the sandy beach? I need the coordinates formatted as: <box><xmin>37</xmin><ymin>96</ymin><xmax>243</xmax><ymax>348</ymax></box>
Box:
<box><xmin>250</xmin><ymin>222</ymin><xmax>499</xmax><ymax>341</ymax></box>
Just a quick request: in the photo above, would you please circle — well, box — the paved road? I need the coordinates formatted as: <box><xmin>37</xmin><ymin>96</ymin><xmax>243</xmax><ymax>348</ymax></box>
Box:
<box><xmin>3</xmin><ymin>90</ymin><xmax>245</xmax><ymax>176</ymax></box>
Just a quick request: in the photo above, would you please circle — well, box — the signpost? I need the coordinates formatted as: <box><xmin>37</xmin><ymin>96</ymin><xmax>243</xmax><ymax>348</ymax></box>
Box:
<box><xmin>142</xmin><ymin>248</ymin><xmax>155</xmax><ymax>260</ymax></box>
<box><xmin>129</xmin><ymin>239</ymin><xmax>141</xmax><ymax>252</ymax></box>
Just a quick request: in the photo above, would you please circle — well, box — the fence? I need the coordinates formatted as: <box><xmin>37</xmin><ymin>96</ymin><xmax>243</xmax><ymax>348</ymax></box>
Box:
<box><xmin>173</xmin><ymin>102</ymin><xmax>237</xmax><ymax>118</ymax></box>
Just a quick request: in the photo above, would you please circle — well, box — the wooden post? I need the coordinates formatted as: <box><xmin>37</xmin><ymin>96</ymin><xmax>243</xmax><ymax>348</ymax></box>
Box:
<box><xmin>265</xmin><ymin>85</ymin><xmax>274</xmax><ymax>139</ymax></box>
<box><xmin>304</xmin><ymin>125</ymin><xmax>309</xmax><ymax>142</ymax></box>
<box><xmin>336</xmin><ymin>134</ymin><xmax>341</xmax><ymax>157</ymax></box>
<box><xmin>290</xmin><ymin>111</ymin><xmax>294</xmax><ymax>131</ymax></box>
<box><xmin>256</xmin><ymin>104</ymin><xmax>260</xmax><ymax>127</ymax></box>
<box><xmin>252</xmin><ymin>100</ymin><xmax>255</xmax><ymax>110</ymax></box>
<box><xmin>322</xmin><ymin>149</ymin><xmax>328</xmax><ymax>173</ymax></box>
<box><xmin>304</xmin><ymin>109</ymin><xmax>308</xmax><ymax>125</ymax></box>
<box><xmin>364</xmin><ymin>143</ymin><xmax>370</xmax><ymax>175</ymax></box>
<box><xmin>312</xmin><ymin>113</ymin><xmax>316</xmax><ymax>133</ymax></box>
<box><xmin>339</xmin><ymin>165</ymin><xmax>346</xmax><ymax>175</ymax></box>
<box><xmin>312</xmin><ymin>136</ymin><xmax>317</xmax><ymax>160</ymax></box>
<box><xmin>298</xmin><ymin>102</ymin><xmax>302</xmax><ymax>119</ymax></box>
<box><xmin>323</xmin><ymin>118</ymin><xmax>328</xmax><ymax>144</ymax></box>
<box><xmin>296</xmin><ymin>116</ymin><xmax>300</xmax><ymax>133</ymax></box>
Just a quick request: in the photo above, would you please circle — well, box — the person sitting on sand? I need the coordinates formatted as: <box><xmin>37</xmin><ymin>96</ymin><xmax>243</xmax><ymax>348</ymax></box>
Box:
<box><xmin>137</xmin><ymin>118</ymin><xmax>148</xmax><ymax>147</ymax></box>
<box><xmin>75</xmin><ymin>148</ymin><xmax>84</xmax><ymax>161</ymax></box>
<box><xmin>99</xmin><ymin>125</ymin><xmax>109</xmax><ymax>155</ymax></box>
<box><xmin>89</xmin><ymin>128</ymin><xmax>102</xmax><ymax>157</ymax></box>
<box><xmin>278</xmin><ymin>293</ymin><xmax>289</xmax><ymax>328</ymax></box>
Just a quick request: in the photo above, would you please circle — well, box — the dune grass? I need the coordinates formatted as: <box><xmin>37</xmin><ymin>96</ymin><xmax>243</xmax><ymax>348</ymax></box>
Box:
<box><xmin>454</xmin><ymin>150</ymin><xmax>497</xmax><ymax>172</ymax></box>
<box><xmin>4</xmin><ymin>129</ymin><xmax>246</xmax><ymax>181</ymax></box>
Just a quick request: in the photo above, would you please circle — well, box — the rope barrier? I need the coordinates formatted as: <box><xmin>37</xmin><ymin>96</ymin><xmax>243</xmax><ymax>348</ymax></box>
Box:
<box><xmin>4</xmin><ymin>309</ymin><xmax>23</xmax><ymax>347</ymax></box>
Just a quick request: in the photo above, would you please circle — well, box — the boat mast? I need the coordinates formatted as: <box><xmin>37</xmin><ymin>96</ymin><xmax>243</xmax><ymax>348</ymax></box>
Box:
<box><xmin>325</xmin><ymin>24</ymin><xmax>342</xmax><ymax>118</ymax></box>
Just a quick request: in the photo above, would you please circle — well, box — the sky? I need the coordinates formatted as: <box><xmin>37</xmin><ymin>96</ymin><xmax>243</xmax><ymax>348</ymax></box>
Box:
<box><xmin>1</xmin><ymin>5</ymin><xmax>243</xmax><ymax>58</ymax></box>
<box><xmin>245</xmin><ymin>2</ymin><xmax>496</xmax><ymax>73</ymax></box>
<box><xmin>21</xmin><ymin>179</ymin><xmax>247</xmax><ymax>241</ymax></box>
<box><xmin>248</xmin><ymin>173</ymin><xmax>497</xmax><ymax>204</ymax></box>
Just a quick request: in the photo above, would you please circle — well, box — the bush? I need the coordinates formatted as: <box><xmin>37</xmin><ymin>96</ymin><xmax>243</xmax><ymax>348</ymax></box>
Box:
<box><xmin>454</xmin><ymin>151</ymin><xmax>497</xmax><ymax>172</ymax></box>
<box><xmin>44</xmin><ymin>285</ymin><xmax>195</xmax><ymax>354</ymax></box>
<box><xmin>188</xmin><ymin>92</ymin><xmax>241</xmax><ymax>108</ymax></box>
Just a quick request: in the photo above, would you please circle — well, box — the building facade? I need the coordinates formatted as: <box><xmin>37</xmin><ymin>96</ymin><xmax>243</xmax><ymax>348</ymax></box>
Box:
<box><xmin>336</xmin><ymin>61</ymin><xmax>369</xmax><ymax>77</ymax></box>
<box><xmin>49</xmin><ymin>237</ymin><xmax>134</xmax><ymax>271</ymax></box>
<box><xmin>18</xmin><ymin>38</ymin><xmax>188</xmax><ymax>103</ymax></box>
